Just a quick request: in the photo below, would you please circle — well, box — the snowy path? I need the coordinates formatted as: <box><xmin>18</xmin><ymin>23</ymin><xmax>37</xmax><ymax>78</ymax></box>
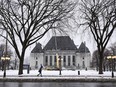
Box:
<box><xmin>0</xmin><ymin>70</ymin><xmax>115</xmax><ymax>78</ymax></box>
<box><xmin>0</xmin><ymin>70</ymin><xmax>116</xmax><ymax>82</ymax></box>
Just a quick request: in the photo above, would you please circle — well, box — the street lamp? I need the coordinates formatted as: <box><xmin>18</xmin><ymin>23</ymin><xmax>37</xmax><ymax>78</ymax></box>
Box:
<box><xmin>59</xmin><ymin>56</ymin><xmax>62</xmax><ymax>75</ymax></box>
<box><xmin>1</xmin><ymin>56</ymin><xmax>10</xmax><ymax>77</ymax></box>
<box><xmin>107</xmin><ymin>55</ymin><xmax>116</xmax><ymax>78</ymax></box>
<box><xmin>56</xmin><ymin>54</ymin><xmax>63</xmax><ymax>75</ymax></box>
<box><xmin>58</xmin><ymin>56</ymin><xmax>63</xmax><ymax>75</ymax></box>
<box><xmin>111</xmin><ymin>54</ymin><xmax>114</xmax><ymax>78</ymax></box>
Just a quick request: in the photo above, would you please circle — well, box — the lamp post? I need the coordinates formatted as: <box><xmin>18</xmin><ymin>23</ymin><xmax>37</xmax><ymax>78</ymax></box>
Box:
<box><xmin>1</xmin><ymin>32</ymin><xmax>8</xmax><ymax>78</ymax></box>
<box><xmin>111</xmin><ymin>55</ymin><xmax>114</xmax><ymax>78</ymax></box>
<box><xmin>56</xmin><ymin>54</ymin><xmax>63</xmax><ymax>75</ymax></box>
<box><xmin>58</xmin><ymin>56</ymin><xmax>63</xmax><ymax>75</ymax></box>
<box><xmin>107</xmin><ymin>55</ymin><xmax>116</xmax><ymax>78</ymax></box>
<box><xmin>59</xmin><ymin>56</ymin><xmax>62</xmax><ymax>75</ymax></box>
<box><xmin>1</xmin><ymin>56</ymin><xmax>10</xmax><ymax>77</ymax></box>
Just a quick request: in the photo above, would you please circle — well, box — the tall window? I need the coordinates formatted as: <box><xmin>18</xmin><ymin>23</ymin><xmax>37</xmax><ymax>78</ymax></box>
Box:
<box><xmin>54</xmin><ymin>56</ymin><xmax>56</xmax><ymax>66</ymax></box>
<box><xmin>83</xmin><ymin>61</ymin><xmax>85</xmax><ymax>68</ymax></box>
<box><xmin>78</xmin><ymin>64</ymin><xmax>80</xmax><ymax>69</ymax></box>
<box><xmin>63</xmin><ymin>56</ymin><xmax>66</xmax><ymax>66</ymax></box>
<box><xmin>68</xmin><ymin>56</ymin><xmax>70</xmax><ymax>66</ymax></box>
<box><xmin>45</xmin><ymin>56</ymin><xmax>48</xmax><ymax>66</ymax></box>
<box><xmin>35</xmin><ymin>61</ymin><xmax>38</xmax><ymax>68</ymax></box>
<box><xmin>36</xmin><ymin>61</ymin><xmax>38</xmax><ymax>65</ymax></box>
<box><xmin>50</xmin><ymin>56</ymin><xmax>52</xmax><ymax>66</ymax></box>
<box><xmin>72</xmin><ymin>56</ymin><xmax>76</xmax><ymax>66</ymax></box>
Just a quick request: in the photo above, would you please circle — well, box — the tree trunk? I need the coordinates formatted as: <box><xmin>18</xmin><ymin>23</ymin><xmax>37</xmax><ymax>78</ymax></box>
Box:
<box><xmin>18</xmin><ymin>47</ymin><xmax>26</xmax><ymax>75</ymax></box>
<box><xmin>98</xmin><ymin>52</ymin><xmax>104</xmax><ymax>74</ymax></box>
<box><xmin>99</xmin><ymin>59</ymin><xmax>103</xmax><ymax>74</ymax></box>
<box><xmin>18</xmin><ymin>58</ymin><xmax>24</xmax><ymax>75</ymax></box>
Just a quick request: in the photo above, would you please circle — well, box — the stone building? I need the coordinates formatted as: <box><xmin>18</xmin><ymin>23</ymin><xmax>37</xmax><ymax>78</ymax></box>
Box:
<box><xmin>30</xmin><ymin>36</ymin><xmax>91</xmax><ymax>70</ymax></box>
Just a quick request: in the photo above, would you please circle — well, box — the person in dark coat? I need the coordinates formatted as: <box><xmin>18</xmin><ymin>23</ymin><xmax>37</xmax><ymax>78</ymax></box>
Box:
<box><xmin>37</xmin><ymin>64</ymin><xmax>43</xmax><ymax>77</ymax></box>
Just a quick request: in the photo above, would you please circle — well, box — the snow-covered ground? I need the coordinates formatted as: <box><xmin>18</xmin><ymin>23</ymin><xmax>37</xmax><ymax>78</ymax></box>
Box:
<box><xmin>0</xmin><ymin>69</ymin><xmax>115</xmax><ymax>78</ymax></box>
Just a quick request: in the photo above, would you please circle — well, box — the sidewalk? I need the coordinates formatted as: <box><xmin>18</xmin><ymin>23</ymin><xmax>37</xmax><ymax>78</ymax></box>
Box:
<box><xmin>0</xmin><ymin>70</ymin><xmax>116</xmax><ymax>82</ymax></box>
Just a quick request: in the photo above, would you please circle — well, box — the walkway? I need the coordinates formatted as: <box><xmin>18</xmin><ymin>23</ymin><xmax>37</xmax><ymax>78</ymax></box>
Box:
<box><xmin>0</xmin><ymin>70</ymin><xmax>116</xmax><ymax>82</ymax></box>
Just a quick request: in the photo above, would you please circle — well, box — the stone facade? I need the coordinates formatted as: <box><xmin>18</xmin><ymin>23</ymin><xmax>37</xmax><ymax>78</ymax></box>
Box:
<box><xmin>30</xmin><ymin>36</ymin><xmax>91</xmax><ymax>70</ymax></box>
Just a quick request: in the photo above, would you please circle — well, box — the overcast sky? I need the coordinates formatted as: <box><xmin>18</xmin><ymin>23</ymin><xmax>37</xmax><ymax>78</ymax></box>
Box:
<box><xmin>28</xmin><ymin>28</ymin><xmax>116</xmax><ymax>57</ymax></box>
<box><xmin>1</xmin><ymin>0</ymin><xmax>116</xmax><ymax>64</ymax></box>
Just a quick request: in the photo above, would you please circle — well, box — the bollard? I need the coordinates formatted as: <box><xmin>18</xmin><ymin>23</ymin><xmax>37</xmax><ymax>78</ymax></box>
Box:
<box><xmin>27</xmin><ymin>65</ymin><xmax>30</xmax><ymax>74</ymax></box>
<box><xmin>78</xmin><ymin>71</ymin><xmax>80</xmax><ymax>75</ymax></box>
<box><xmin>27</xmin><ymin>68</ymin><xmax>29</xmax><ymax>74</ymax></box>
<box><xmin>85</xmin><ymin>67</ymin><xmax>87</xmax><ymax>71</ymax></box>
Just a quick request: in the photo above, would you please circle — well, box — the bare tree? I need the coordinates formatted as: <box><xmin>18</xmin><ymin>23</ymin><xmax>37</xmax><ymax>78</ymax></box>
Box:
<box><xmin>92</xmin><ymin>49</ymin><xmax>110</xmax><ymax>71</ymax></box>
<box><xmin>109</xmin><ymin>42</ymin><xmax>116</xmax><ymax>55</ymax></box>
<box><xmin>0</xmin><ymin>44</ymin><xmax>13</xmax><ymax>57</ymax></box>
<box><xmin>92</xmin><ymin>50</ymin><xmax>99</xmax><ymax>70</ymax></box>
<box><xmin>0</xmin><ymin>0</ymin><xmax>77</xmax><ymax>74</ymax></box>
<box><xmin>79</xmin><ymin>0</ymin><xmax>116</xmax><ymax>74</ymax></box>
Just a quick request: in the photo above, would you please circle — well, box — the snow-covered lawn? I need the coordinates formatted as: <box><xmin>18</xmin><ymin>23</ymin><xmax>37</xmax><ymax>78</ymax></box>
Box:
<box><xmin>0</xmin><ymin>69</ymin><xmax>115</xmax><ymax>77</ymax></box>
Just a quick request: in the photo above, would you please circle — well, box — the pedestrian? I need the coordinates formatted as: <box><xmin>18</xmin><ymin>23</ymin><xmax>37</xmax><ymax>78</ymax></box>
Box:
<box><xmin>37</xmin><ymin>64</ymin><xmax>43</xmax><ymax>77</ymax></box>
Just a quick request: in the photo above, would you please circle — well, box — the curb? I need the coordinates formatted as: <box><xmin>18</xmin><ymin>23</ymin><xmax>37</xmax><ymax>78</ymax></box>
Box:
<box><xmin>0</xmin><ymin>77</ymin><xmax>116</xmax><ymax>82</ymax></box>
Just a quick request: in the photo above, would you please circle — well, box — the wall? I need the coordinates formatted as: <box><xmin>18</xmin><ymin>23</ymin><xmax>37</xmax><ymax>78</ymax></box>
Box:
<box><xmin>30</xmin><ymin>51</ymin><xmax>91</xmax><ymax>70</ymax></box>
<box><xmin>30</xmin><ymin>53</ymin><xmax>43</xmax><ymax>70</ymax></box>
